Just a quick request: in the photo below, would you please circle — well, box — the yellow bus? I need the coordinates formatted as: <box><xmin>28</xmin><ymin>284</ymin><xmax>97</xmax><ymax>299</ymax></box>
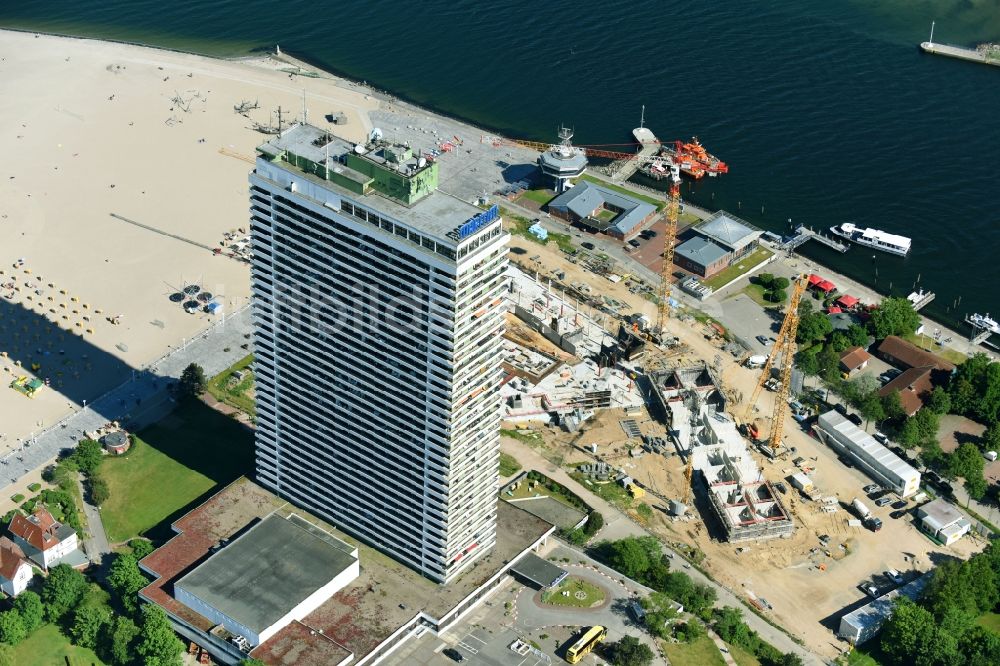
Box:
<box><xmin>565</xmin><ymin>625</ymin><xmax>607</xmax><ymax>663</ymax></box>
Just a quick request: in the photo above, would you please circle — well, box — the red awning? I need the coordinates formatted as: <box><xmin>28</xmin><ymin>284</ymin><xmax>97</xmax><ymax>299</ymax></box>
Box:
<box><xmin>827</xmin><ymin>306</ymin><xmax>843</xmax><ymax>314</ymax></box>
<box><xmin>817</xmin><ymin>280</ymin><xmax>836</xmax><ymax>292</ymax></box>
<box><xmin>836</xmin><ymin>294</ymin><xmax>860</xmax><ymax>307</ymax></box>
<box><xmin>808</xmin><ymin>274</ymin><xmax>822</xmax><ymax>285</ymax></box>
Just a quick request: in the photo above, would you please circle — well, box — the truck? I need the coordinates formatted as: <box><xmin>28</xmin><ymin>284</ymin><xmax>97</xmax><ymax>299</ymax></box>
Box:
<box><xmin>745</xmin><ymin>355</ymin><xmax>768</xmax><ymax>368</ymax></box>
<box><xmin>851</xmin><ymin>498</ymin><xmax>882</xmax><ymax>531</ymax></box>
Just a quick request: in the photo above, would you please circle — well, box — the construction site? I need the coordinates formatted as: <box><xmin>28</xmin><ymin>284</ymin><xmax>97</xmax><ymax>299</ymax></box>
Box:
<box><xmin>497</xmin><ymin>161</ymin><xmax>981</xmax><ymax>656</ymax></box>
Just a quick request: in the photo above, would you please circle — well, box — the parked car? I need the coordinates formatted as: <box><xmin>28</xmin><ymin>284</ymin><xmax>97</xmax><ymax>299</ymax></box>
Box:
<box><xmin>443</xmin><ymin>648</ymin><xmax>466</xmax><ymax>662</ymax></box>
<box><xmin>890</xmin><ymin>509</ymin><xmax>909</xmax><ymax>520</ymax></box>
<box><xmin>628</xmin><ymin>239</ymin><xmax>642</xmax><ymax>247</ymax></box>
<box><xmin>859</xmin><ymin>584</ymin><xmax>880</xmax><ymax>599</ymax></box>
<box><xmin>886</xmin><ymin>569</ymin><xmax>904</xmax><ymax>585</ymax></box>
<box><xmin>839</xmin><ymin>456</ymin><xmax>855</xmax><ymax>469</ymax></box>
<box><xmin>863</xmin><ymin>484</ymin><xmax>881</xmax><ymax>494</ymax></box>
<box><xmin>756</xmin><ymin>335</ymin><xmax>771</xmax><ymax>345</ymax></box>
<box><xmin>875</xmin><ymin>496</ymin><xmax>892</xmax><ymax>507</ymax></box>
<box><xmin>873</xmin><ymin>432</ymin><xmax>889</xmax><ymax>445</ymax></box>
<box><xmin>891</xmin><ymin>500</ymin><xmax>908</xmax><ymax>510</ymax></box>
<box><xmin>581</xmin><ymin>241</ymin><xmax>595</xmax><ymax>250</ymax></box>
<box><xmin>847</xmin><ymin>413</ymin><xmax>863</xmax><ymax>427</ymax></box>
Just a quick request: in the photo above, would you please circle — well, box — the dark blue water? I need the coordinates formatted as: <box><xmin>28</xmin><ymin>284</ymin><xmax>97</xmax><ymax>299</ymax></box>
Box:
<box><xmin>3</xmin><ymin>0</ymin><xmax>999</xmax><ymax>328</ymax></box>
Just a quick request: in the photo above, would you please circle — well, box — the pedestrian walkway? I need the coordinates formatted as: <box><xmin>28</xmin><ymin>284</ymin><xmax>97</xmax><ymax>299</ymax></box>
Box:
<box><xmin>0</xmin><ymin>307</ymin><xmax>253</xmax><ymax>493</ymax></box>
<box><xmin>77</xmin><ymin>475</ymin><xmax>110</xmax><ymax>564</ymax></box>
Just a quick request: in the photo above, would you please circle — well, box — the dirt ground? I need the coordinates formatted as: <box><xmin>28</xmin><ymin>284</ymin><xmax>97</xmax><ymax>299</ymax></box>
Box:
<box><xmin>507</xmin><ymin>230</ymin><xmax>987</xmax><ymax>657</ymax></box>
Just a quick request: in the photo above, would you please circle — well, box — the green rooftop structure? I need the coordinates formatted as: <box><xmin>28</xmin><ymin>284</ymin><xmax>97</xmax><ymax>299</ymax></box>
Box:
<box><xmin>256</xmin><ymin>126</ymin><xmax>438</xmax><ymax>206</ymax></box>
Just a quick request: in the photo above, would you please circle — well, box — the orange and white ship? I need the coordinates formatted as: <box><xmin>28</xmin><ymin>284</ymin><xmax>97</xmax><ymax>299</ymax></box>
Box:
<box><xmin>644</xmin><ymin>136</ymin><xmax>729</xmax><ymax>179</ymax></box>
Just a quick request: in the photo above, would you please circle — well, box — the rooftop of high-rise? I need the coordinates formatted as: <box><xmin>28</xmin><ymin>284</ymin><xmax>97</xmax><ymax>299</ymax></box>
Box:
<box><xmin>255</xmin><ymin>123</ymin><xmax>498</xmax><ymax>244</ymax></box>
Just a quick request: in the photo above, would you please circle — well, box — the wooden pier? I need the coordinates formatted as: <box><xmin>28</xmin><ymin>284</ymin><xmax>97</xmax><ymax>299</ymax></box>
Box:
<box><xmin>781</xmin><ymin>226</ymin><xmax>849</xmax><ymax>253</ymax></box>
<box><xmin>608</xmin><ymin>127</ymin><xmax>661</xmax><ymax>182</ymax></box>
<box><xmin>907</xmin><ymin>289</ymin><xmax>935</xmax><ymax>312</ymax></box>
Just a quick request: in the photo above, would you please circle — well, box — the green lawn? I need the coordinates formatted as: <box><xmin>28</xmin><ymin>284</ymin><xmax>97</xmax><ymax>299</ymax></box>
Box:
<box><xmin>737</xmin><ymin>283</ymin><xmax>781</xmax><ymax>308</ymax></box>
<box><xmin>901</xmin><ymin>333</ymin><xmax>967</xmax><ymax>366</ymax></box>
<box><xmin>977</xmin><ymin>611</ymin><xmax>1000</xmax><ymax>634</ymax></box>
<box><xmin>499</xmin><ymin>452</ymin><xmax>522</xmax><ymax>477</ymax></box>
<box><xmin>540</xmin><ymin>576</ymin><xmax>605</xmax><ymax>608</ymax></box>
<box><xmin>662</xmin><ymin>635</ymin><xmax>726</xmax><ymax>666</ymax></box>
<box><xmin>99</xmin><ymin>399</ymin><xmax>254</xmax><ymax>542</ymax></box>
<box><xmin>702</xmin><ymin>246</ymin><xmax>775</xmax><ymax>290</ymax></box>
<box><xmin>596</xmin><ymin>208</ymin><xmax>617</xmax><ymax>222</ymax></box>
<box><xmin>845</xmin><ymin>646</ymin><xmax>882</xmax><ymax>666</ymax></box>
<box><xmin>569</xmin><ymin>472</ymin><xmax>634</xmax><ymax>510</ymax></box>
<box><xmin>14</xmin><ymin>623</ymin><xmax>106</xmax><ymax>666</ymax></box>
<box><xmin>207</xmin><ymin>353</ymin><xmax>256</xmax><ymax>417</ymax></box>
<box><xmin>578</xmin><ymin>173</ymin><xmax>665</xmax><ymax>210</ymax></box>
<box><xmin>501</xmin><ymin>207</ymin><xmax>575</xmax><ymax>254</ymax></box>
<box><xmin>520</xmin><ymin>188</ymin><xmax>555</xmax><ymax>206</ymax></box>
<box><xmin>726</xmin><ymin>642</ymin><xmax>761</xmax><ymax>666</ymax></box>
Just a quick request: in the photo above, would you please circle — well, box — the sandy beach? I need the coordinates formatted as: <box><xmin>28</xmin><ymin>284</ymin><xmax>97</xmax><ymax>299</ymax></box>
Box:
<box><xmin>0</xmin><ymin>30</ymin><xmax>380</xmax><ymax>449</ymax></box>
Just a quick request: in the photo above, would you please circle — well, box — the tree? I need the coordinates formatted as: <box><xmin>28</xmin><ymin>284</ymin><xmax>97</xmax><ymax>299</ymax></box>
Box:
<box><xmin>756</xmin><ymin>273</ymin><xmax>775</xmax><ymax>289</ymax></box>
<box><xmin>605</xmin><ymin>539</ymin><xmax>651</xmax><ymax>579</ymax></box>
<box><xmin>70</xmin><ymin>605</ymin><xmax>113</xmax><ymax>650</ymax></box>
<box><xmin>90</xmin><ymin>475</ymin><xmax>111</xmax><ymax>505</ymax></box>
<box><xmin>73</xmin><ymin>439</ymin><xmax>104</xmax><ymax>473</ymax></box>
<box><xmin>859</xmin><ymin>391</ymin><xmax>886</xmax><ymax>426</ymax></box>
<box><xmin>960</xmin><ymin>626</ymin><xmax>1000</xmax><ymax>666</ymax></box>
<box><xmin>780</xmin><ymin>654</ymin><xmax>805</xmax><ymax>666</ymax></box>
<box><xmin>773</xmin><ymin>276</ymin><xmax>790</xmax><ymax>290</ymax></box>
<box><xmin>795</xmin><ymin>348</ymin><xmax>821</xmax><ymax>376</ymax></box>
<box><xmin>108</xmin><ymin>553</ymin><xmax>148</xmax><ymax>614</ymax></box>
<box><xmin>869</xmin><ymin>297</ymin><xmax>920</xmax><ymax>339</ymax></box>
<box><xmin>130</xmin><ymin>538</ymin><xmax>155</xmax><ymax>560</ymax></box>
<box><xmin>240</xmin><ymin>660</ymin><xmax>268</xmax><ymax>666</ymax></box>
<box><xmin>796</xmin><ymin>311</ymin><xmax>833</xmax><ymax>343</ymax></box>
<box><xmin>983</xmin><ymin>426</ymin><xmax>1000</xmax><ymax>452</ymax></box>
<box><xmin>882</xmin><ymin>390</ymin><xmax>906</xmax><ymax>421</ymax></box>
<box><xmin>41</xmin><ymin>563</ymin><xmax>88</xmax><ymax>621</ymax></box>
<box><xmin>178</xmin><ymin>363</ymin><xmax>207</xmax><ymax>400</ymax></box>
<box><xmin>136</xmin><ymin>604</ymin><xmax>184</xmax><ymax>666</ymax></box>
<box><xmin>105</xmin><ymin>615</ymin><xmax>141</xmax><ymax>666</ymax></box>
<box><xmin>766</xmin><ymin>288</ymin><xmax>787</xmax><ymax>303</ymax></box>
<box><xmin>0</xmin><ymin>611</ymin><xmax>26</xmax><ymax>646</ymax></box>
<box><xmin>948</xmin><ymin>443</ymin><xmax>985</xmax><ymax>482</ymax></box>
<box><xmin>880</xmin><ymin>598</ymin><xmax>940</xmax><ymax>666</ymax></box>
<box><xmin>584</xmin><ymin>511</ymin><xmax>604</xmax><ymax>536</ymax></box>
<box><xmin>676</xmin><ymin>618</ymin><xmax>705</xmax><ymax>642</ymax></box>
<box><xmin>845</xmin><ymin>324</ymin><xmax>869</xmax><ymax>348</ymax></box>
<box><xmin>817</xmin><ymin>344</ymin><xmax>842</xmax><ymax>383</ymax></box>
<box><xmin>12</xmin><ymin>591</ymin><xmax>43</xmax><ymax>633</ymax></box>
<box><xmin>607</xmin><ymin>635</ymin><xmax>654</xmax><ymax>666</ymax></box>
<box><xmin>926</xmin><ymin>386</ymin><xmax>952</xmax><ymax>415</ymax></box>
<box><xmin>712</xmin><ymin>606</ymin><xmax>752</xmax><ymax>646</ymax></box>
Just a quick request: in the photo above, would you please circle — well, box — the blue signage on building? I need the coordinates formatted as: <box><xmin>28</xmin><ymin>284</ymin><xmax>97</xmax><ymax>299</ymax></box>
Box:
<box><xmin>457</xmin><ymin>204</ymin><xmax>499</xmax><ymax>240</ymax></box>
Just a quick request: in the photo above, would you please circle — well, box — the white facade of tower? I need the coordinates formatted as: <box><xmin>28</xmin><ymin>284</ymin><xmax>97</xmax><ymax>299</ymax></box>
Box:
<box><xmin>248</xmin><ymin>124</ymin><xmax>508</xmax><ymax>583</ymax></box>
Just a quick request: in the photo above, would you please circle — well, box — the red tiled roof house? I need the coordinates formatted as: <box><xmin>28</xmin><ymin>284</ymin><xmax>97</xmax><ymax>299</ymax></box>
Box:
<box><xmin>7</xmin><ymin>506</ymin><xmax>80</xmax><ymax>570</ymax></box>
<box><xmin>0</xmin><ymin>536</ymin><xmax>33</xmax><ymax>597</ymax></box>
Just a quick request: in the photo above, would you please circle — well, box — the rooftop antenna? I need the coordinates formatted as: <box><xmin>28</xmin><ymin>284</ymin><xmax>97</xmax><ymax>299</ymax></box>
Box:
<box><xmin>557</xmin><ymin>125</ymin><xmax>574</xmax><ymax>146</ymax></box>
<box><xmin>928</xmin><ymin>21</ymin><xmax>935</xmax><ymax>45</ymax></box>
<box><xmin>640</xmin><ymin>104</ymin><xmax>645</xmax><ymax>129</ymax></box>
<box><xmin>301</xmin><ymin>89</ymin><xmax>307</xmax><ymax>125</ymax></box>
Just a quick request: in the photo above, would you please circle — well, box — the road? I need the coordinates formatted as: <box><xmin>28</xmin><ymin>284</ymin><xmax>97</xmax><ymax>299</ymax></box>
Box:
<box><xmin>0</xmin><ymin>306</ymin><xmax>254</xmax><ymax>494</ymax></box>
<box><xmin>501</xmin><ymin>439</ymin><xmax>823</xmax><ymax>665</ymax></box>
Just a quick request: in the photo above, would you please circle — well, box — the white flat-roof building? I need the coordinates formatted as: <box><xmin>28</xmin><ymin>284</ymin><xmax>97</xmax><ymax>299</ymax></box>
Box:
<box><xmin>250</xmin><ymin>123</ymin><xmax>508</xmax><ymax>583</ymax></box>
<box><xmin>916</xmin><ymin>498</ymin><xmax>971</xmax><ymax>545</ymax></box>
<box><xmin>814</xmin><ymin>411</ymin><xmax>921</xmax><ymax>497</ymax></box>
<box><xmin>839</xmin><ymin>572</ymin><xmax>931</xmax><ymax>645</ymax></box>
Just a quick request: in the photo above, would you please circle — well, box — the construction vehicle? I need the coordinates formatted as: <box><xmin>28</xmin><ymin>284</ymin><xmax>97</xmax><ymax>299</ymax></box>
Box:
<box><xmin>743</xmin><ymin>274</ymin><xmax>808</xmax><ymax>454</ymax></box>
<box><xmin>851</xmin><ymin>498</ymin><xmax>883</xmax><ymax>531</ymax></box>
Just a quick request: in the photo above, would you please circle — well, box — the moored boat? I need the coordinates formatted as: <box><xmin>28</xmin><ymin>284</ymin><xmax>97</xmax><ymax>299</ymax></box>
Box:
<box><xmin>829</xmin><ymin>222</ymin><xmax>910</xmax><ymax>256</ymax></box>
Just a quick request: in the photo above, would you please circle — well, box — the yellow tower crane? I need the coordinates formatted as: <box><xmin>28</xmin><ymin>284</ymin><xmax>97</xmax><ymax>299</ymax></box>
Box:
<box><xmin>655</xmin><ymin>165</ymin><xmax>682</xmax><ymax>338</ymax></box>
<box><xmin>743</xmin><ymin>274</ymin><xmax>808</xmax><ymax>454</ymax></box>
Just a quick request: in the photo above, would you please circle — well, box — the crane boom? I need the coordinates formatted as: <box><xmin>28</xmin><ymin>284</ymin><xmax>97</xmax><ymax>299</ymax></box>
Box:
<box><xmin>743</xmin><ymin>275</ymin><xmax>808</xmax><ymax>452</ymax></box>
<box><xmin>656</xmin><ymin>165</ymin><xmax>682</xmax><ymax>336</ymax></box>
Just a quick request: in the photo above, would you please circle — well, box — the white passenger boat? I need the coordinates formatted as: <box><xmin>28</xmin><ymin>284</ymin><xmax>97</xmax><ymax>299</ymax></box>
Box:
<box><xmin>829</xmin><ymin>222</ymin><xmax>911</xmax><ymax>256</ymax></box>
<box><xmin>969</xmin><ymin>313</ymin><xmax>1000</xmax><ymax>335</ymax></box>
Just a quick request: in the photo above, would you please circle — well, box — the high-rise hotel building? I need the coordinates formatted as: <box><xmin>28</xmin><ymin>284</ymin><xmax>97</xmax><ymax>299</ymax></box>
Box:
<box><xmin>248</xmin><ymin>124</ymin><xmax>508</xmax><ymax>583</ymax></box>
